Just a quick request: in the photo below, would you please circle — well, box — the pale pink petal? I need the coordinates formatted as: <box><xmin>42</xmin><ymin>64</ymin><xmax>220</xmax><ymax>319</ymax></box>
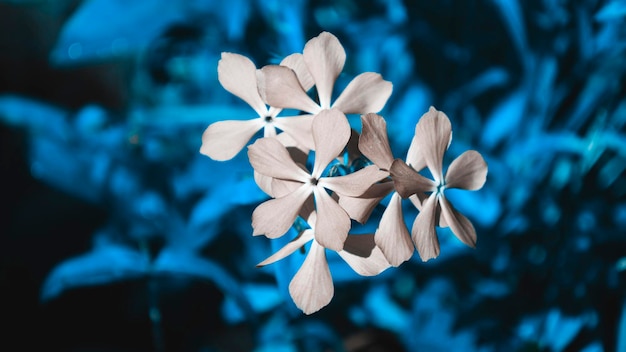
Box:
<box><xmin>405</xmin><ymin>135</ymin><xmax>426</xmax><ymax>171</ymax></box>
<box><xmin>375</xmin><ymin>192</ymin><xmax>414</xmax><ymax>266</ymax></box>
<box><xmin>280</xmin><ymin>53</ymin><xmax>314</xmax><ymax>92</ymax></box>
<box><xmin>289</xmin><ymin>240</ymin><xmax>333</xmax><ymax>314</ymax></box>
<box><xmin>271</xmin><ymin>178</ymin><xmax>304</xmax><ymax>198</ymax></box>
<box><xmin>319</xmin><ymin>165</ymin><xmax>388</xmax><ymax>197</ymax></box>
<box><xmin>411</xmin><ymin>193</ymin><xmax>440</xmax><ymax>262</ymax></box>
<box><xmin>257</xmin><ymin>230</ymin><xmax>314</xmax><ymax>267</ymax></box>
<box><xmin>389</xmin><ymin>159</ymin><xmax>436</xmax><ymax>198</ymax></box>
<box><xmin>313</xmin><ymin>187</ymin><xmax>350</xmax><ymax>251</ymax></box>
<box><xmin>218</xmin><ymin>53</ymin><xmax>267</xmax><ymax>116</ymax></box>
<box><xmin>252</xmin><ymin>184</ymin><xmax>312</xmax><ymax>238</ymax></box>
<box><xmin>254</xmin><ymin>171</ymin><xmax>274</xmax><ymax>196</ymax></box>
<box><xmin>358</xmin><ymin>113</ymin><xmax>394</xmax><ymax>170</ymax></box>
<box><xmin>263</xmin><ymin>124</ymin><xmax>277</xmax><ymax>138</ymax></box>
<box><xmin>332</xmin><ymin>73</ymin><xmax>393</xmax><ymax>114</ymax></box>
<box><xmin>413</xmin><ymin>107</ymin><xmax>452</xmax><ymax>182</ymax></box>
<box><xmin>200</xmin><ymin>119</ymin><xmax>265</xmax><ymax>161</ymax></box>
<box><xmin>273</xmin><ymin>114</ymin><xmax>315</xmax><ymax>151</ymax></box>
<box><xmin>303</xmin><ymin>32</ymin><xmax>346</xmax><ymax>109</ymax></box>
<box><xmin>408</xmin><ymin>193</ymin><xmax>425</xmax><ymax>211</ymax></box>
<box><xmin>445</xmin><ymin>150</ymin><xmax>488</xmax><ymax>191</ymax></box>
<box><xmin>338</xmin><ymin>234</ymin><xmax>391</xmax><ymax>276</ymax></box>
<box><xmin>299</xmin><ymin>195</ymin><xmax>316</xmax><ymax>222</ymax></box>
<box><xmin>257</xmin><ymin>65</ymin><xmax>321</xmax><ymax>114</ymax></box>
<box><xmin>338</xmin><ymin>181</ymin><xmax>394</xmax><ymax>223</ymax></box>
<box><xmin>275</xmin><ymin>132</ymin><xmax>311</xmax><ymax>165</ymax></box>
<box><xmin>247</xmin><ymin>137</ymin><xmax>310</xmax><ymax>182</ymax></box>
<box><xmin>311</xmin><ymin>109</ymin><xmax>351</xmax><ymax>178</ymax></box>
<box><xmin>439</xmin><ymin>195</ymin><xmax>477</xmax><ymax>248</ymax></box>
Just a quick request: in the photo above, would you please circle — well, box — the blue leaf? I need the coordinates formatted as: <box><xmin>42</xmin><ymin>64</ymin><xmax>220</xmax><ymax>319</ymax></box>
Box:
<box><xmin>482</xmin><ymin>89</ymin><xmax>527</xmax><ymax>149</ymax></box>
<box><xmin>50</xmin><ymin>0</ymin><xmax>183</xmax><ymax>64</ymax></box>
<box><xmin>41</xmin><ymin>242</ymin><xmax>148</xmax><ymax>301</ymax></box>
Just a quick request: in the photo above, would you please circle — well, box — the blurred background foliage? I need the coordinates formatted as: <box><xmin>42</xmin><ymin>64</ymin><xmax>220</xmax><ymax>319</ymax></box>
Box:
<box><xmin>1</xmin><ymin>0</ymin><xmax>625</xmax><ymax>351</ymax></box>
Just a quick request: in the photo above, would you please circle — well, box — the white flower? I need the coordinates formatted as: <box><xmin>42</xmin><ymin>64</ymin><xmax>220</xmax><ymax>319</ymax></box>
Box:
<box><xmin>247</xmin><ymin>109</ymin><xmax>388</xmax><ymax>251</ymax></box>
<box><xmin>257</xmin><ymin>32</ymin><xmax>393</xmax><ymax>116</ymax></box>
<box><xmin>256</xmin><ymin>210</ymin><xmax>390</xmax><ymax>314</ymax></box>
<box><xmin>200</xmin><ymin>53</ymin><xmax>315</xmax><ymax>161</ymax></box>
<box><xmin>390</xmin><ymin>107</ymin><xmax>488</xmax><ymax>261</ymax></box>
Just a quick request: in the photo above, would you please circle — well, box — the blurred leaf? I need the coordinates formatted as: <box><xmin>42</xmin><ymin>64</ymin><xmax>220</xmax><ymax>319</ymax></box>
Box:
<box><xmin>41</xmin><ymin>241</ymin><xmax>148</xmax><ymax>301</ymax></box>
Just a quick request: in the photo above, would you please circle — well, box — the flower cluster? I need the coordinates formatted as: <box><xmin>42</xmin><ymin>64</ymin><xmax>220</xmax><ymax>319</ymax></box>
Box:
<box><xmin>200</xmin><ymin>32</ymin><xmax>488</xmax><ymax>314</ymax></box>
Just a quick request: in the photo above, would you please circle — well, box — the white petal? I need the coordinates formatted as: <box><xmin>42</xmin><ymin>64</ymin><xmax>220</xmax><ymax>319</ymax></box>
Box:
<box><xmin>358</xmin><ymin>113</ymin><xmax>394</xmax><ymax>170</ymax></box>
<box><xmin>280</xmin><ymin>53</ymin><xmax>314</xmax><ymax>92</ymax></box>
<box><xmin>319</xmin><ymin>165</ymin><xmax>388</xmax><ymax>197</ymax></box>
<box><xmin>375</xmin><ymin>192</ymin><xmax>414</xmax><ymax>266</ymax></box>
<box><xmin>271</xmin><ymin>178</ymin><xmax>305</xmax><ymax>198</ymax></box>
<box><xmin>303</xmin><ymin>32</ymin><xmax>346</xmax><ymax>109</ymax></box>
<box><xmin>411</xmin><ymin>193</ymin><xmax>440</xmax><ymax>262</ymax></box>
<box><xmin>247</xmin><ymin>137</ymin><xmax>310</xmax><ymax>182</ymax></box>
<box><xmin>313</xmin><ymin>187</ymin><xmax>350</xmax><ymax>252</ymax></box>
<box><xmin>289</xmin><ymin>240</ymin><xmax>333</xmax><ymax>314</ymax></box>
<box><xmin>439</xmin><ymin>195</ymin><xmax>477</xmax><ymax>248</ymax></box>
<box><xmin>445</xmin><ymin>150</ymin><xmax>488</xmax><ymax>190</ymax></box>
<box><xmin>389</xmin><ymin>159</ymin><xmax>437</xmax><ymax>198</ymax></box>
<box><xmin>257</xmin><ymin>230</ymin><xmax>314</xmax><ymax>267</ymax></box>
<box><xmin>254</xmin><ymin>171</ymin><xmax>273</xmax><ymax>196</ymax></box>
<box><xmin>413</xmin><ymin>107</ymin><xmax>452</xmax><ymax>183</ymax></box>
<box><xmin>311</xmin><ymin>109</ymin><xmax>351</xmax><ymax>178</ymax></box>
<box><xmin>218</xmin><ymin>53</ymin><xmax>267</xmax><ymax>116</ymax></box>
<box><xmin>338</xmin><ymin>181</ymin><xmax>394</xmax><ymax>223</ymax></box>
<box><xmin>338</xmin><ymin>234</ymin><xmax>391</xmax><ymax>276</ymax></box>
<box><xmin>200</xmin><ymin>119</ymin><xmax>264</xmax><ymax>161</ymax></box>
<box><xmin>273</xmin><ymin>114</ymin><xmax>315</xmax><ymax>151</ymax></box>
<box><xmin>257</xmin><ymin>65</ymin><xmax>320</xmax><ymax>114</ymax></box>
<box><xmin>332</xmin><ymin>73</ymin><xmax>393</xmax><ymax>114</ymax></box>
<box><xmin>252</xmin><ymin>184</ymin><xmax>312</xmax><ymax>238</ymax></box>
<box><xmin>405</xmin><ymin>135</ymin><xmax>426</xmax><ymax>171</ymax></box>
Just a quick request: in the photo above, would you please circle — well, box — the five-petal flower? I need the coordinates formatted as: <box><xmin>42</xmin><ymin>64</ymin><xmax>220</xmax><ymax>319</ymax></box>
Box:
<box><xmin>200</xmin><ymin>53</ymin><xmax>315</xmax><ymax>161</ymax></box>
<box><xmin>248</xmin><ymin>109</ymin><xmax>388</xmax><ymax>251</ymax></box>
<box><xmin>390</xmin><ymin>107</ymin><xmax>488</xmax><ymax>261</ymax></box>
<box><xmin>257</xmin><ymin>32</ymin><xmax>393</xmax><ymax>117</ymax></box>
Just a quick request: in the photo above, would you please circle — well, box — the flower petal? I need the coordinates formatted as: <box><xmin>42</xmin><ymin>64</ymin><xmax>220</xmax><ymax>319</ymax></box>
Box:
<box><xmin>257</xmin><ymin>65</ymin><xmax>320</xmax><ymax>114</ymax></box>
<box><xmin>338</xmin><ymin>181</ymin><xmax>394</xmax><ymax>223</ymax></box>
<box><xmin>200</xmin><ymin>119</ymin><xmax>264</xmax><ymax>161</ymax></box>
<box><xmin>248</xmin><ymin>137</ymin><xmax>310</xmax><ymax>182</ymax></box>
<box><xmin>257</xmin><ymin>230</ymin><xmax>314</xmax><ymax>267</ymax></box>
<box><xmin>311</xmin><ymin>109</ymin><xmax>351</xmax><ymax>178</ymax></box>
<box><xmin>332</xmin><ymin>73</ymin><xmax>393</xmax><ymax>114</ymax></box>
<box><xmin>280</xmin><ymin>53</ymin><xmax>314</xmax><ymax>92</ymax></box>
<box><xmin>271</xmin><ymin>178</ymin><xmax>305</xmax><ymax>198</ymax></box>
<box><xmin>413</xmin><ymin>107</ymin><xmax>452</xmax><ymax>182</ymax></box>
<box><xmin>218</xmin><ymin>53</ymin><xmax>267</xmax><ymax>116</ymax></box>
<box><xmin>445</xmin><ymin>150</ymin><xmax>488</xmax><ymax>190</ymax></box>
<box><xmin>405</xmin><ymin>135</ymin><xmax>426</xmax><ymax>171</ymax></box>
<box><xmin>313</xmin><ymin>187</ymin><xmax>350</xmax><ymax>251</ymax></box>
<box><xmin>375</xmin><ymin>192</ymin><xmax>414</xmax><ymax>266</ymax></box>
<box><xmin>303</xmin><ymin>32</ymin><xmax>346</xmax><ymax>109</ymax></box>
<box><xmin>339</xmin><ymin>234</ymin><xmax>391</xmax><ymax>276</ymax></box>
<box><xmin>289</xmin><ymin>240</ymin><xmax>333</xmax><ymax>314</ymax></box>
<box><xmin>254</xmin><ymin>171</ymin><xmax>273</xmax><ymax>196</ymax></box>
<box><xmin>439</xmin><ymin>195</ymin><xmax>477</xmax><ymax>248</ymax></box>
<box><xmin>411</xmin><ymin>193</ymin><xmax>440</xmax><ymax>262</ymax></box>
<box><xmin>358</xmin><ymin>113</ymin><xmax>394</xmax><ymax>170</ymax></box>
<box><xmin>273</xmin><ymin>114</ymin><xmax>315</xmax><ymax>151</ymax></box>
<box><xmin>389</xmin><ymin>159</ymin><xmax>436</xmax><ymax>198</ymax></box>
<box><xmin>320</xmin><ymin>165</ymin><xmax>388</xmax><ymax>197</ymax></box>
<box><xmin>252</xmin><ymin>184</ymin><xmax>311</xmax><ymax>238</ymax></box>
